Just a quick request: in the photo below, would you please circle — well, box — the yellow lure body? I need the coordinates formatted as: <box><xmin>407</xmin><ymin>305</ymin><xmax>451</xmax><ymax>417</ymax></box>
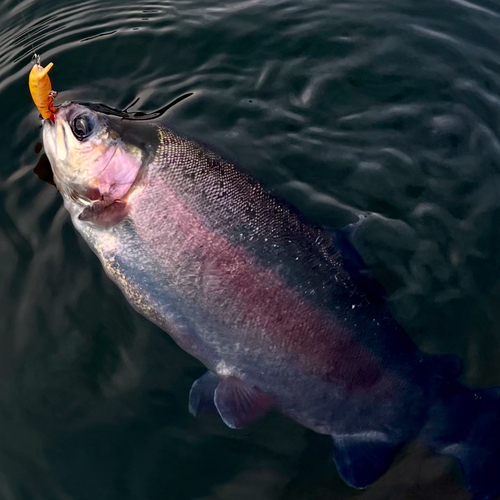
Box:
<box><xmin>29</xmin><ymin>59</ymin><xmax>55</xmax><ymax>120</ymax></box>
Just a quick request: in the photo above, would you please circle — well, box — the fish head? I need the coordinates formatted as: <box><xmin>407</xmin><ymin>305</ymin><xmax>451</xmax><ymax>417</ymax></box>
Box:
<box><xmin>42</xmin><ymin>102</ymin><xmax>158</xmax><ymax>204</ymax></box>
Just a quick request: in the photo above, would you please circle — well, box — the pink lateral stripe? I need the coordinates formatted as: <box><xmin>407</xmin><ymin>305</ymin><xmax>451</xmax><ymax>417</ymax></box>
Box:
<box><xmin>131</xmin><ymin>181</ymin><xmax>383</xmax><ymax>393</ymax></box>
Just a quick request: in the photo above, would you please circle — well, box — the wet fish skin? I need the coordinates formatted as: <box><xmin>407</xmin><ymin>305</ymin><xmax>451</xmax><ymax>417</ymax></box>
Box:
<box><xmin>42</xmin><ymin>103</ymin><xmax>500</xmax><ymax>499</ymax></box>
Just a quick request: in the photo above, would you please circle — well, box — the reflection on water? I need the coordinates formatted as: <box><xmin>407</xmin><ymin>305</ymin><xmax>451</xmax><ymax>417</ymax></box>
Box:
<box><xmin>1</xmin><ymin>0</ymin><xmax>500</xmax><ymax>498</ymax></box>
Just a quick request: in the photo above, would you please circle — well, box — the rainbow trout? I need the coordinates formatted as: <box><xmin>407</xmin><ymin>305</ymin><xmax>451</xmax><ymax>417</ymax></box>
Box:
<box><xmin>42</xmin><ymin>102</ymin><xmax>500</xmax><ymax>499</ymax></box>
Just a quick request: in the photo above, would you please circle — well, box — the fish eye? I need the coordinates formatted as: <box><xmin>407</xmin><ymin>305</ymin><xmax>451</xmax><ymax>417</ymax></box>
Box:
<box><xmin>71</xmin><ymin>114</ymin><xmax>96</xmax><ymax>140</ymax></box>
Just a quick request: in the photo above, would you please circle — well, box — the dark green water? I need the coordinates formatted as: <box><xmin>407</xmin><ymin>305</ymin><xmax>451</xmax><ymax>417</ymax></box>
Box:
<box><xmin>1</xmin><ymin>0</ymin><xmax>500</xmax><ymax>498</ymax></box>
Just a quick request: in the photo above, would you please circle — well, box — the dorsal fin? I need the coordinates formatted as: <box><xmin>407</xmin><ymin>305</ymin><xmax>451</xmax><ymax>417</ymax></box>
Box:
<box><xmin>330</xmin><ymin>218</ymin><xmax>387</xmax><ymax>305</ymax></box>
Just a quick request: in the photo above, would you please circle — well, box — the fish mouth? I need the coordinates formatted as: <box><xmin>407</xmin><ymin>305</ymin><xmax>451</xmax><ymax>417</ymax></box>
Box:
<box><xmin>42</xmin><ymin>114</ymin><xmax>68</xmax><ymax>168</ymax></box>
<box><xmin>41</xmin><ymin>117</ymin><xmax>59</xmax><ymax>167</ymax></box>
<box><xmin>41</xmin><ymin>109</ymin><xmax>94</xmax><ymax>203</ymax></box>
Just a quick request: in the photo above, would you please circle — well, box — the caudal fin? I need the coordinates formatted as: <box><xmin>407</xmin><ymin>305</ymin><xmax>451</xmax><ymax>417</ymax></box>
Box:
<box><xmin>421</xmin><ymin>380</ymin><xmax>500</xmax><ymax>500</ymax></box>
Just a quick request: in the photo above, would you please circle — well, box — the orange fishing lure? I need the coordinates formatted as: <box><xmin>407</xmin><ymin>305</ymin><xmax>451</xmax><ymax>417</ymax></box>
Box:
<box><xmin>29</xmin><ymin>55</ymin><xmax>56</xmax><ymax>120</ymax></box>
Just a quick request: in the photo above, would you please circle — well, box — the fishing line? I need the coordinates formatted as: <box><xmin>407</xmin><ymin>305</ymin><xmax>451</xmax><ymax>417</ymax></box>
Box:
<box><xmin>74</xmin><ymin>93</ymin><xmax>194</xmax><ymax>121</ymax></box>
<box><xmin>16</xmin><ymin>0</ymin><xmax>37</xmax><ymax>58</ymax></box>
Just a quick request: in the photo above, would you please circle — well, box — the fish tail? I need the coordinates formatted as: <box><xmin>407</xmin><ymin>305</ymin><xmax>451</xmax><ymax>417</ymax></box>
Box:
<box><xmin>421</xmin><ymin>378</ymin><xmax>500</xmax><ymax>500</ymax></box>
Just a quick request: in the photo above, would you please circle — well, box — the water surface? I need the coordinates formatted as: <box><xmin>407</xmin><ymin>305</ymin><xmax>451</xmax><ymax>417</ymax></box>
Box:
<box><xmin>1</xmin><ymin>0</ymin><xmax>500</xmax><ymax>498</ymax></box>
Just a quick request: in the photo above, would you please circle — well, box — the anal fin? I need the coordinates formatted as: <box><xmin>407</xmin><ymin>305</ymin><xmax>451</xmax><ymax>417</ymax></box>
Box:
<box><xmin>331</xmin><ymin>431</ymin><xmax>403</xmax><ymax>488</ymax></box>
<box><xmin>214</xmin><ymin>376</ymin><xmax>273</xmax><ymax>429</ymax></box>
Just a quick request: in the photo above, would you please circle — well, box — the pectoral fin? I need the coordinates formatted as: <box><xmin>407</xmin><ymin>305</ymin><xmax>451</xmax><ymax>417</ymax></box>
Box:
<box><xmin>188</xmin><ymin>371</ymin><xmax>219</xmax><ymax>417</ymax></box>
<box><xmin>78</xmin><ymin>197</ymin><xmax>128</xmax><ymax>227</ymax></box>
<box><xmin>331</xmin><ymin>431</ymin><xmax>403</xmax><ymax>488</ymax></box>
<box><xmin>214</xmin><ymin>376</ymin><xmax>274</xmax><ymax>429</ymax></box>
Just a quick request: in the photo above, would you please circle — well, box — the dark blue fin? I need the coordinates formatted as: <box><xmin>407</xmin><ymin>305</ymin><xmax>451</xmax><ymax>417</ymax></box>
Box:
<box><xmin>330</xmin><ymin>217</ymin><xmax>387</xmax><ymax>305</ymax></box>
<box><xmin>331</xmin><ymin>431</ymin><xmax>403</xmax><ymax>488</ymax></box>
<box><xmin>422</xmin><ymin>382</ymin><xmax>500</xmax><ymax>500</ymax></box>
<box><xmin>214</xmin><ymin>376</ymin><xmax>274</xmax><ymax>429</ymax></box>
<box><xmin>188</xmin><ymin>371</ymin><xmax>219</xmax><ymax>417</ymax></box>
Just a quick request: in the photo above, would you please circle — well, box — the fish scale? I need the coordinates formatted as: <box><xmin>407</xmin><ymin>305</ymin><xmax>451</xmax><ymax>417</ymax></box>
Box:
<box><xmin>154</xmin><ymin>128</ymin><xmax>361</xmax><ymax>310</ymax></box>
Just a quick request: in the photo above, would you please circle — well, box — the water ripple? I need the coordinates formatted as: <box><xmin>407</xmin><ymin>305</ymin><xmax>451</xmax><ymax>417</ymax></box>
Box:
<box><xmin>2</xmin><ymin>0</ymin><xmax>500</xmax><ymax>498</ymax></box>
